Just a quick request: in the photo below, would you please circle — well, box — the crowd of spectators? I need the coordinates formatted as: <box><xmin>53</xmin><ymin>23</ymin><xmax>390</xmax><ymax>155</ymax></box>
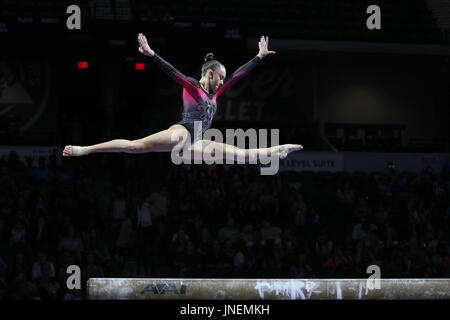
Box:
<box><xmin>0</xmin><ymin>150</ymin><xmax>448</xmax><ymax>299</ymax></box>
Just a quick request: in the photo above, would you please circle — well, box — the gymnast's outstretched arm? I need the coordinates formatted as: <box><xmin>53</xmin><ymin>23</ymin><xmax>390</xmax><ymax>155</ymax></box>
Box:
<box><xmin>138</xmin><ymin>33</ymin><xmax>197</xmax><ymax>90</ymax></box>
<box><xmin>215</xmin><ymin>36</ymin><xmax>276</xmax><ymax>97</ymax></box>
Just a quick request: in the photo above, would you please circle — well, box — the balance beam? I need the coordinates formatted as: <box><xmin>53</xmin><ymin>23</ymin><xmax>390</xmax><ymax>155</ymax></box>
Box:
<box><xmin>87</xmin><ymin>278</ymin><xmax>450</xmax><ymax>300</ymax></box>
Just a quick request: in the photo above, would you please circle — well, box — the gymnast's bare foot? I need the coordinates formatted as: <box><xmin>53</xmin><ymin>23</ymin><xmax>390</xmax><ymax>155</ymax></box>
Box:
<box><xmin>62</xmin><ymin>145</ymin><xmax>88</xmax><ymax>157</ymax></box>
<box><xmin>272</xmin><ymin>144</ymin><xmax>303</xmax><ymax>159</ymax></box>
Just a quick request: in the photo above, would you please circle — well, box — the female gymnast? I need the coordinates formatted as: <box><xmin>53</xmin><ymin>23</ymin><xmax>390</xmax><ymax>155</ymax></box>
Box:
<box><xmin>62</xmin><ymin>33</ymin><xmax>303</xmax><ymax>162</ymax></box>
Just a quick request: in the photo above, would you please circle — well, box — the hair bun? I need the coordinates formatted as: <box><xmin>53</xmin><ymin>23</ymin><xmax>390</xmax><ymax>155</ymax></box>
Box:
<box><xmin>204</xmin><ymin>53</ymin><xmax>214</xmax><ymax>62</ymax></box>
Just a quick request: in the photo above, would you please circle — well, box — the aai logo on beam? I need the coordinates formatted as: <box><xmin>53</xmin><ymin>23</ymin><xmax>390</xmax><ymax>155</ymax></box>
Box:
<box><xmin>140</xmin><ymin>283</ymin><xmax>187</xmax><ymax>295</ymax></box>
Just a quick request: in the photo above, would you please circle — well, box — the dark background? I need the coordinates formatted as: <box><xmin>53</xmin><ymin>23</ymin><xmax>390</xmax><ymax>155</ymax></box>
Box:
<box><xmin>0</xmin><ymin>0</ymin><xmax>449</xmax><ymax>300</ymax></box>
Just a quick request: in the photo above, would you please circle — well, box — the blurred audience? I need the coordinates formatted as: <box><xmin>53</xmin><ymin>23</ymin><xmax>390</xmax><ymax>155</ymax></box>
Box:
<box><xmin>0</xmin><ymin>151</ymin><xmax>448</xmax><ymax>299</ymax></box>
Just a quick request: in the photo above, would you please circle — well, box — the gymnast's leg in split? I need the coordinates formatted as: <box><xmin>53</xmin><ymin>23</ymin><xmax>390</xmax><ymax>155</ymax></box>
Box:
<box><xmin>62</xmin><ymin>125</ymin><xmax>302</xmax><ymax>161</ymax></box>
<box><xmin>62</xmin><ymin>124</ymin><xmax>189</xmax><ymax>157</ymax></box>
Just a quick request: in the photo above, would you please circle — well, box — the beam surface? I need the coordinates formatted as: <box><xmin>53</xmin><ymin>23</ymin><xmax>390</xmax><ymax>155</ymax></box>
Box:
<box><xmin>87</xmin><ymin>278</ymin><xmax>450</xmax><ymax>300</ymax></box>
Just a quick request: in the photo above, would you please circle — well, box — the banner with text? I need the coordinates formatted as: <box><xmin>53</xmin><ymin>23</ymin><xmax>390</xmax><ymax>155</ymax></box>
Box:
<box><xmin>280</xmin><ymin>151</ymin><xmax>448</xmax><ymax>173</ymax></box>
<box><xmin>280</xmin><ymin>152</ymin><xmax>344</xmax><ymax>172</ymax></box>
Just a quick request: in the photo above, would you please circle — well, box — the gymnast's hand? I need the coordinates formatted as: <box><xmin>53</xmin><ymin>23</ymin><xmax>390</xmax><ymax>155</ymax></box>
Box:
<box><xmin>257</xmin><ymin>36</ymin><xmax>276</xmax><ymax>59</ymax></box>
<box><xmin>138</xmin><ymin>33</ymin><xmax>155</xmax><ymax>57</ymax></box>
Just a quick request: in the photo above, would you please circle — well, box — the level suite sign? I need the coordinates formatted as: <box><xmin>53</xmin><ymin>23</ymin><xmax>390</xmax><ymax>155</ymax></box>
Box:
<box><xmin>279</xmin><ymin>152</ymin><xmax>344</xmax><ymax>172</ymax></box>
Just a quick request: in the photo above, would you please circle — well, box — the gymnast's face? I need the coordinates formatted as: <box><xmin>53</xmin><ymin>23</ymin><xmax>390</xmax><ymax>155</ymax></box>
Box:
<box><xmin>208</xmin><ymin>66</ymin><xmax>226</xmax><ymax>92</ymax></box>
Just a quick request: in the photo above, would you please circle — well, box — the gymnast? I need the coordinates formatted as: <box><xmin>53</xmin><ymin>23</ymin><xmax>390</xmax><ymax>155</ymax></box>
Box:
<box><xmin>62</xmin><ymin>33</ymin><xmax>303</xmax><ymax>162</ymax></box>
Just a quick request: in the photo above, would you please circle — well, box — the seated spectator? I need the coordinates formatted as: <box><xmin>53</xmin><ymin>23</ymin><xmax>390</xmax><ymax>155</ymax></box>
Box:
<box><xmin>31</xmin><ymin>157</ymin><xmax>54</xmax><ymax>182</ymax></box>
<box><xmin>177</xmin><ymin>241</ymin><xmax>201</xmax><ymax>276</ymax></box>
<box><xmin>218</xmin><ymin>216</ymin><xmax>240</xmax><ymax>243</ymax></box>
<box><xmin>148</xmin><ymin>186</ymin><xmax>169</xmax><ymax>223</ymax></box>
<box><xmin>291</xmin><ymin>193</ymin><xmax>308</xmax><ymax>213</ymax></box>
<box><xmin>343</xmin><ymin>234</ymin><xmax>354</xmax><ymax>259</ymax></box>
<box><xmin>384</xmin><ymin>219</ymin><xmax>398</xmax><ymax>248</ymax></box>
<box><xmin>55</xmin><ymin>161</ymin><xmax>74</xmax><ymax>182</ymax></box>
<box><xmin>31</xmin><ymin>251</ymin><xmax>55</xmax><ymax>281</ymax></box>
<box><xmin>375</xmin><ymin>203</ymin><xmax>389</xmax><ymax>226</ymax></box>
<box><xmin>7</xmin><ymin>253</ymin><xmax>30</xmax><ymax>284</ymax></box>
<box><xmin>116</xmin><ymin>212</ymin><xmax>134</xmax><ymax>256</ymax></box>
<box><xmin>196</xmin><ymin>227</ymin><xmax>212</xmax><ymax>256</ymax></box>
<box><xmin>324</xmin><ymin>248</ymin><xmax>349</xmax><ymax>269</ymax></box>
<box><xmin>351</xmin><ymin>240</ymin><xmax>370</xmax><ymax>275</ymax></box>
<box><xmin>31</xmin><ymin>214</ymin><xmax>54</xmax><ymax>253</ymax></box>
<box><xmin>352</xmin><ymin>218</ymin><xmax>377</xmax><ymax>242</ymax></box>
<box><xmin>259</xmin><ymin>218</ymin><xmax>282</xmax><ymax>243</ymax></box>
<box><xmin>366</xmin><ymin>225</ymin><xmax>381</xmax><ymax>248</ymax></box>
<box><xmin>111</xmin><ymin>187</ymin><xmax>127</xmax><ymax>222</ymax></box>
<box><xmin>222</xmin><ymin>239</ymin><xmax>235</xmax><ymax>267</ymax></box>
<box><xmin>383</xmin><ymin>246</ymin><xmax>404</xmax><ymax>277</ymax></box>
<box><xmin>336</xmin><ymin>182</ymin><xmax>355</xmax><ymax>205</ymax></box>
<box><xmin>35</xmin><ymin>261</ymin><xmax>60</xmax><ymax>299</ymax></box>
<box><xmin>259</xmin><ymin>186</ymin><xmax>276</xmax><ymax>206</ymax></box>
<box><xmin>136</xmin><ymin>195</ymin><xmax>152</xmax><ymax>230</ymax></box>
<box><xmin>233</xmin><ymin>240</ymin><xmax>246</xmax><ymax>272</ymax></box>
<box><xmin>289</xmin><ymin>253</ymin><xmax>313</xmax><ymax>278</ymax></box>
<box><xmin>58</xmin><ymin>225</ymin><xmax>84</xmax><ymax>259</ymax></box>
<box><xmin>178</xmin><ymin>195</ymin><xmax>195</xmax><ymax>218</ymax></box>
<box><xmin>239</xmin><ymin>223</ymin><xmax>254</xmax><ymax>247</ymax></box>
<box><xmin>84</xmin><ymin>252</ymin><xmax>104</xmax><ymax>279</ymax></box>
<box><xmin>205</xmin><ymin>240</ymin><xmax>226</xmax><ymax>273</ymax></box>
<box><xmin>10</xmin><ymin>219</ymin><xmax>27</xmax><ymax>245</ymax></box>
<box><xmin>314</xmin><ymin>231</ymin><xmax>334</xmax><ymax>260</ymax></box>
<box><xmin>149</xmin><ymin>186</ymin><xmax>169</xmax><ymax>254</ymax></box>
<box><xmin>402</xmin><ymin>237</ymin><xmax>426</xmax><ymax>276</ymax></box>
<box><xmin>171</xmin><ymin>224</ymin><xmax>190</xmax><ymax>244</ymax></box>
<box><xmin>186</xmin><ymin>215</ymin><xmax>204</xmax><ymax>247</ymax></box>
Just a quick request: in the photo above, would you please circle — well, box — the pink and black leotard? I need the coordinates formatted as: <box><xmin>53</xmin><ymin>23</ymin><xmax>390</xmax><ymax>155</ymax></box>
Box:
<box><xmin>151</xmin><ymin>53</ymin><xmax>261</xmax><ymax>143</ymax></box>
